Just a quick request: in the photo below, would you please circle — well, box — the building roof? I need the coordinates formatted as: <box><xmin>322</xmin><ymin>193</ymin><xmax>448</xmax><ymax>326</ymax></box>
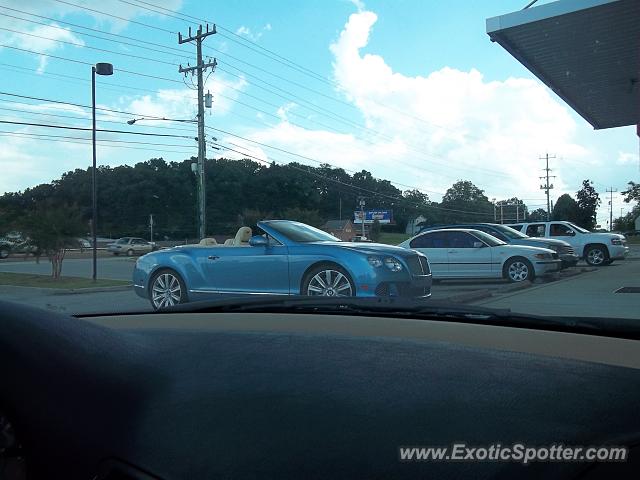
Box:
<box><xmin>486</xmin><ymin>0</ymin><xmax>640</xmax><ymax>129</ymax></box>
<box><xmin>322</xmin><ymin>220</ymin><xmax>352</xmax><ymax>231</ymax></box>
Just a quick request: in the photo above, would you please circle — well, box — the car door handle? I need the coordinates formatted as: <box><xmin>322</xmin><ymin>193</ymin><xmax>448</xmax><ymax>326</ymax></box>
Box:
<box><xmin>447</xmin><ymin>250</ymin><xmax>457</xmax><ymax>254</ymax></box>
<box><xmin>207</xmin><ymin>255</ymin><xmax>219</xmax><ymax>260</ymax></box>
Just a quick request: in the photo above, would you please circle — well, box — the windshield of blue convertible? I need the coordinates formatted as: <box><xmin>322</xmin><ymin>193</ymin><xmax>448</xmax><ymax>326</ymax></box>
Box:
<box><xmin>266</xmin><ymin>222</ymin><xmax>342</xmax><ymax>243</ymax></box>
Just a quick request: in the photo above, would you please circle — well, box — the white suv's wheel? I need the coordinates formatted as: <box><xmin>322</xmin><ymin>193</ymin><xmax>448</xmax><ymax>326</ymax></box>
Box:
<box><xmin>585</xmin><ymin>245</ymin><xmax>609</xmax><ymax>266</ymax></box>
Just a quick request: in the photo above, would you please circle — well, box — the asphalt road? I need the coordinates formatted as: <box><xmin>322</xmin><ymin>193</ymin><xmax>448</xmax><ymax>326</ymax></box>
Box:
<box><xmin>1</xmin><ymin>250</ymin><xmax>638</xmax><ymax>318</ymax></box>
<box><xmin>471</xmin><ymin>257</ymin><xmax>640</xmax><ymax>319</ymax></box>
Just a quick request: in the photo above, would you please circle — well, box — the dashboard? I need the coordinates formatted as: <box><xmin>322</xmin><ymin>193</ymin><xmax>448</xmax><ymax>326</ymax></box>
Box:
<box><xmin>1</xmin><ymin>300</ymin><xmax>639</xmax><ymax>479</ymax></box>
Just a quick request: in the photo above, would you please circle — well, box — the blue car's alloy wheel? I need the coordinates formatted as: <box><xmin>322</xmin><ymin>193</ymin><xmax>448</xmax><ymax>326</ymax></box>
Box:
<box><xmin>305</xmin><ymin>267</ymin><xmax>354</xmax><ymax>297</ymax></box>
<box><xmin>151</xmin><ymin>270</ymin><xmax>186</xmax><ymax>309</ymax></box>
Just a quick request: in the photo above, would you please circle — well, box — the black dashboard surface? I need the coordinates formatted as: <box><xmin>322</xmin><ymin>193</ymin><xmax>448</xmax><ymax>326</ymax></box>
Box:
<box><xmin>1</xmin><ymin>300</ymin><xmax>640</xmax><ymax>479</ymax></box>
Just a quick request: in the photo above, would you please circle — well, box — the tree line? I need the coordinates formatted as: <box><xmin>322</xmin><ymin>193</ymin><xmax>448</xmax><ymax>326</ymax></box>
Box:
<box><xmin>0</xmin><ymin>157</ymin><xmax>624</xmax><ymax>243</ymax></box>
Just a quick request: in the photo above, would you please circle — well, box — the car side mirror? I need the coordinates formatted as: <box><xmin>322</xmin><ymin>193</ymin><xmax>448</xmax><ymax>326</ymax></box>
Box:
<box><xmin>249</xmin><ymin>235</ymin><xmax>268</xmax><ymax>247</ymax></box>
<box><xmin>473</xmin><ymin>241</ymin><xmax>485</xmax><ymax>248</ymax></box>
<box><xmin>567</xmin><ymin>230</ymin><xmax>575</xmax><ymax>236</ymax></box>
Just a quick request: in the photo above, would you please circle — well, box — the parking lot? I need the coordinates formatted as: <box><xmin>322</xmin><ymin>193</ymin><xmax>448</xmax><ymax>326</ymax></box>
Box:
<box><xmin>1</xmin><ymin>246</ymin><xmax>639</xmax><ymax>317</ymax></box>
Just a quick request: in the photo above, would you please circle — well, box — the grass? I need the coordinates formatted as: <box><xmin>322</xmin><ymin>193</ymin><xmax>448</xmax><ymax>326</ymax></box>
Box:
<box><xmin>376</xmin><ymin>232</ymin><xmax>411</xmax><ymax>245</ymax></box>
<box><xmin>0</xmin><ymin>272</ymin><xmax>130</xmax><ymax>289</ymax></box>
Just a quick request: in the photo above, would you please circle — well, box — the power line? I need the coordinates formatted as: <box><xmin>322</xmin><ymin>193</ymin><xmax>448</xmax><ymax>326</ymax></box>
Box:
<box><xmin>50</xmin><ymin>0</ymin><xmax>176</xmax><ymax>34</ymax></box>
<box><xmin>0</xmin><ymin>119</ymin><xmax>196</xmax><ymax>139</ymax></box>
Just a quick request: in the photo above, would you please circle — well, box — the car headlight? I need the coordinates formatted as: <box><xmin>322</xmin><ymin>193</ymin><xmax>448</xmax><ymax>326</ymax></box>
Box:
<box><xmin>533</xmin><ymin>253</ymin><xmax>552</xmax><ymax>259</ymax></box>
<box><xmin>611</xmin><ymin>238</ymin><xmax>623</xmax><ymax>245</ymax></box>
<box><xmin>384</xmin><ymin>257</ymin><xmax>403</xmax><ymax>272</ymax></box>
<box><xmin>368</xmin><ymin>256</ymin><xmax>383</xmax><ymax>267</ymax></box>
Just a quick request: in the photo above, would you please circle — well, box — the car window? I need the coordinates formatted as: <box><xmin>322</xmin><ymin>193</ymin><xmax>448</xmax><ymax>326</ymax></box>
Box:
<box><xmin>445</xmin><ymin>231</ymin><xmax>477</xmax><ymax>248</ymax></box>
<box><xmin>474</xmin><ymin>226</ymin><xmax>508</xmax><ymax>242</ymax></box>
<box><xmin>468</xmin><ymin>230</ymin><xmax>505</xmax><ymax>247</ymax></box>
<box><xmin>565</xmin><ymin>222</ymin><xmax>589</xmax><ymax>234</ymax></box>
<box><xmin>410</xmin><ymin>232</ymin><xmax>448</xmax><ymax>248</ymax></box>
<box><xmin>525</xmin><ymin>224</ymin><xmax>546</xmax><ymax>237</ymax></box>
<box><xmin>509</xmin><ymin>224</ymin><xmax>524</xmax><ymax>232</ymax></box>
<box><xmin>550</xmin><ymin>223</ymin><xmax>574</xmax><ymax>237</ymax></box>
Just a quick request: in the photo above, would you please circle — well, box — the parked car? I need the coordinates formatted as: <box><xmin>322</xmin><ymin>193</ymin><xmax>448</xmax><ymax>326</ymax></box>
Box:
<box><xmin>108</xmin><ymin>237</ymin><xmax>155</xmax><ymax>256</ymax></box>
<box><xmin>507</xmin><ymin>221</ymin><xmax>629</xmax><ymax>266</ymax></box>
<box><xmin>0</xmin><ymin>236</ymin><xmax>39</xmax><ymax>258</ymax></box>
<box><xmin>419</xmin><ymin>223</ymin><xmax>579</xmax><ymax>268</ymax></box>
<box><xmin>133</xmin><ymin>220</ymin><xmax>432</xmax><ymax>310</ymax></box>
<box><xmin>0</xmin><ymin>239</ymin><xmax>10</xmax><ymax>259</ymax></box>
<box><xmin>76</xmin><ymin>238</ymin><xmax>92</xmax><ymax>249</ymax></box>
<box><xmin>350</xmin><ymin>235</ymin><xmax>372</xmax><ymax>242</ymax></box>
<box><xmin>399</xmin><ymin>228</ymin><xmax>561</xmax><ymax>282</ymax></box>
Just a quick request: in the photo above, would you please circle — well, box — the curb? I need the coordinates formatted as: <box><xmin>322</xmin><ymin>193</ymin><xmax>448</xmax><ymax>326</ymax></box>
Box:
<box><xmin>51</xmin><ymin>285</ymin><xmax>133</xmax><ymax>295</ymax></box>
<box><xmin>438</xmin><ymin>280</ymin><xmax>534</xmax><ymax>304</ymax></box>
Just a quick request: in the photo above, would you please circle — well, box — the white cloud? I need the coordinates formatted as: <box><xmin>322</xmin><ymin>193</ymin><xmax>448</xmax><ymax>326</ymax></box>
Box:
<box><xmin>234</xmin><ymin>23</ymin><xmax>272</xmax><ymax>42</ymax></box>
<box><xmin>617</xmin><ymin>151</ymin><xmax>638</xmax><ymax>165</ymax></box>
<box><xmin>245</xmin><ymin>9</ymin><xmax>593</xmax><ymax>203</ymax></box>
<box><xmin>0</xmin><ymin>22</ymin><xmax>85</xmax><ymax>73</ymax></box>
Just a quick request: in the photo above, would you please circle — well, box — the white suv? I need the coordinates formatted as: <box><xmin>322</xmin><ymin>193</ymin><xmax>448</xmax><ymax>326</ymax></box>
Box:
<box><xmin>507</xmin><ymin>221</ymin><xmax>629</xmax><ymax>266</ymax></box>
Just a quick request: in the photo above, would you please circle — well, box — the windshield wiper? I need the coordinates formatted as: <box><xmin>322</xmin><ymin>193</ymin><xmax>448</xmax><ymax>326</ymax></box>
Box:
<box><xmin>158</xmin><ymin>296</ymin><xmax>640</xmax><ymax>340</ymax></box>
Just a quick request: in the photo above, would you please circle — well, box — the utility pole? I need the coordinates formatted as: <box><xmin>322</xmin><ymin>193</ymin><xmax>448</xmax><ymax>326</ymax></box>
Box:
<box><xmin>606</xmin><ymin>187</ymin><xmax>617</xmax><ymax>231</ymax></box>
<box><xmin>149</xmin><ymin>213</ymin><xmax>154</xmax><ymax>244</ymax></box>
<box><xmin>178</xmin><ymin>24</ymin><xmax>217</xmax><ymax>240</ymax></box>
<box><xmin>539</xmin><ymin>154</ymin><xmax>556</xmax><ymax>221</ymax></box>
<box><xmin>358</xmin><ymin>197</ymin><xmax>366</xmax><ymax>238</ymax></box>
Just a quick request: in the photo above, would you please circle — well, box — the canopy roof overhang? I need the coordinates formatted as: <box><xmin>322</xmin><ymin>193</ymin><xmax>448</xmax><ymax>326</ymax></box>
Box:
<box><xmin>486</xmin><ymin>0</ymin><xmax>639</xmax><ymax>130</ymax></box>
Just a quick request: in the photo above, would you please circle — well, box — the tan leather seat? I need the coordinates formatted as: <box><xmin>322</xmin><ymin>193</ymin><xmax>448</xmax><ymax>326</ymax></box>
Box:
<box><xmin>198</xmin><ymin>237</ymin><xmax>217</xmax><ymax>246</ymax></box>
<box><xmin>234</xmin><ymin>227</ymin><xmax>253</xmax><ymax>246</ymax></box>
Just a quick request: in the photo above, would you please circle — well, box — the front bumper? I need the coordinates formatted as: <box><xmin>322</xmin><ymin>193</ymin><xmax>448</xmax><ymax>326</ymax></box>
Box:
<box><xmin>559</xmin><ymin>253</ymin><xmax>580</xmax><ymax>267</ymax></box>
<box><xmin>372</xmin><ymin>274</ymin><xmax>432</xmax><ymax>299</ymax></box>
<box><xmin>534</xmin><ymin>259</ymin><xmax>562</xmax><ymax>276</ymax></box>
<box><xmin>610</xmin><ymin>244</ymin><xmax>630</xmax><ymax>260</ymax></box>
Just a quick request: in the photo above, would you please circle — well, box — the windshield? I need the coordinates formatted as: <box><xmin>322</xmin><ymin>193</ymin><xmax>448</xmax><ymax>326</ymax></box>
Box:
<box><xmin>0</xmin><ymin>1</ymin><xmax>637</xmax><ymax>323</ymax></box>
<box><xmin>266</xmin><ymin>222</ymin><xmax>342</xmax><ymax>243</ymax></box>
<box><xmin>566</xmin><ymin>223</ymin><xmax>589</xmax><ymax>234</ymax></box>
<box><xmin>470</xmin><ymin>230</ymin><xmax>507</xmax><ymax>247</ymax></box>
<box><xmin>493</xmin><ymin>225</ymin><xmax>528</xmax><ymax>240</ymax></box>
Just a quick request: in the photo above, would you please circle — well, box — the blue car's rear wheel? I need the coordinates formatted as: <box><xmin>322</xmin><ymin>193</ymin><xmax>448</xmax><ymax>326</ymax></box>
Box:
<box><xmin>150</xmin><ymin>269</ymin><xmax>187</xmax><ymax>310</ymax></box>
<box><xmin>302</xmin><ymin>265</ymin><xmax>355</xmax><ymax>297</ymax></box>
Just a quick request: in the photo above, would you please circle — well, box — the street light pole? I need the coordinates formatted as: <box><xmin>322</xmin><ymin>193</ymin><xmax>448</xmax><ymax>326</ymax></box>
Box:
<box><xmin>91</xmin><ymin>62</ymin><xmax>113</xmax><ymax>282</ymax></box>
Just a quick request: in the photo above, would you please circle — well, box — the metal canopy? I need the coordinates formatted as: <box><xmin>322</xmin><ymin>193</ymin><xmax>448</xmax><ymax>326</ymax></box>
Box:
<box><xmin>486</xmin><ymin>0</ymin><xmax>639</xmax><ymax>130</ymax></box>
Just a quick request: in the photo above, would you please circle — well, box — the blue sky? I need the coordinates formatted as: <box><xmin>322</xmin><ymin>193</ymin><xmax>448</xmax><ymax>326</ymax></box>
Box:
<box><xmin>0</xmin><ymin>0</ymin><xmax>637</xmax><ymax>226</ymax></box>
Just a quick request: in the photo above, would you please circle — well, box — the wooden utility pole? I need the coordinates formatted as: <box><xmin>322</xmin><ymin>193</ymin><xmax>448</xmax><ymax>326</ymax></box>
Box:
<box><xmin>539</xmin><ymin>154</ymin><xmax>556</xmax><ymax>220</ymax></box>
<box><xmin>178</xmin><ymin>25</ymin><xmax>217</xmax><ymax>239</ymax></box>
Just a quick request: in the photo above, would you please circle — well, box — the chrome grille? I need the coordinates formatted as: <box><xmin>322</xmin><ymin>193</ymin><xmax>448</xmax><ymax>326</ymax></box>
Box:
<box><xmin>559</xmin><ymin>245</ymin><xmax>575</xmax><ymax>254</ymax></box>
<box><xmin>419</xmin><ymin>256</ymin><xmax>430</xmax><ymax>274</ymax></box>
<box><xmin>405</xmin><ymin>256</ymin><xmax>424</xmax><ymax>275</ymax></box>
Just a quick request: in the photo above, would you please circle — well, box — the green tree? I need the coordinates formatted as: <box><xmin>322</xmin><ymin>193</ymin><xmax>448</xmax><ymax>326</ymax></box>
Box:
<box><xmin>575</xmin><ymin>180</ymin><xmax>601</xmax><ymax>230</ymax></box>
<box><xmin>527</xmin><ymin>208</ymin><xmax>548</xmax><ymax>222</ymax></box>
<box><xmin>281</xmin><ymin>207</ymin><xmax>324</xmax><ymax>227</ymax></box>
<box><xmin>439</xmin><ymin>180</ymin><xmax>493</xmax><ymax>223</ymax></box>
<box><xmin>622</xmin><ymin>181</ymin><xmax>640</xmax><ymax>205</ymax></box>
<box><xmin>21</xmin><ymin>202</ymin><xmax>85</xmax><ymax>278</ymax></box>
<box><xmin>552</xmin><ymin>194</ymin><xmax>581</xmax><ymax>223</ymax></box>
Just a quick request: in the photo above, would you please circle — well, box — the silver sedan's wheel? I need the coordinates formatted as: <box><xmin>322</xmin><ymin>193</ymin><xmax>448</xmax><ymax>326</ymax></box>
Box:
<box><xmin>505</xmin><ymin>258</ymin><xmax>533</xmax><ymax>283</ymax></box>
<box><xmin>304</xmin><ymin>267</ymin><xmax>354</xmax><ymax>297</ymax></box>
<box><xmin>151</xmin><ymin>270</ymin><xmax>185</xmax><ymax>309</ymax></box>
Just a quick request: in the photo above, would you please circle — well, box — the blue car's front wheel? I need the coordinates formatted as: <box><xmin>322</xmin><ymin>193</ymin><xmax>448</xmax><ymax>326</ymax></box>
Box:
<box><xmin>302</xmin><ymin>265</ymin><xmax>355</xmax><ymax>297</ymax></box>
<box><xmin>150</xmin><ymin>269</ymin><xmax>187</xmax><ymax>310</ymax></box>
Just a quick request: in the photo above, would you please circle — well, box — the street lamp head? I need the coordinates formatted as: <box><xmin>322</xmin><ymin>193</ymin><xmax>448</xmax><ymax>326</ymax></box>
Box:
<box><xmin>127</xmin><ymin>119</ymin><xmax>137</xmax><ymax>125</ymax></box>
<box><xmin>95</xmin><ymin>62</ymin><xmax>114</xmax><ymax>76</ymax></box>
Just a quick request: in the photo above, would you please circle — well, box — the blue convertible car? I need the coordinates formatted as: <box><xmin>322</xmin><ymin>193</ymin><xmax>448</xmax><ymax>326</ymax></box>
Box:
<box><xmin>133</xmin><ymin>220</ymin><xmax>432</xmax><ymax>309</ymax></box>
